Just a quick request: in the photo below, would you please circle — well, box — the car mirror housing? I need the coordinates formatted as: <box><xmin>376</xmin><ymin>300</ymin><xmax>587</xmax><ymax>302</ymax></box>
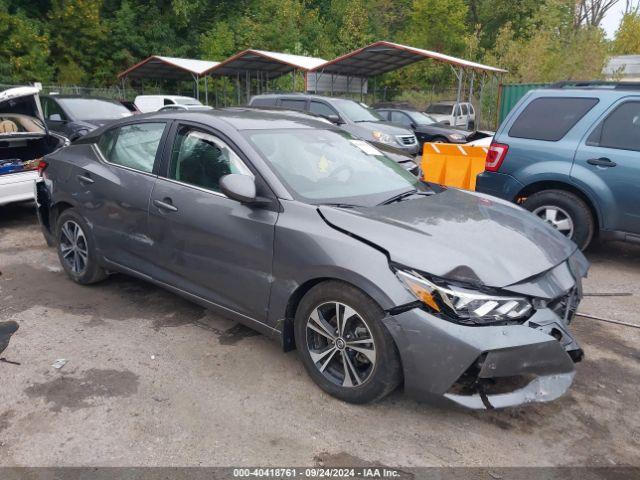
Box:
<box><xmin>219</xmin><ymin>174</ymin><xmax>258</xmax><ymax>204</ymax></box>
<box><xmin>324</xmin><ymin>114</ymin><xmax>343</xmax><ymax>125</ymax></box>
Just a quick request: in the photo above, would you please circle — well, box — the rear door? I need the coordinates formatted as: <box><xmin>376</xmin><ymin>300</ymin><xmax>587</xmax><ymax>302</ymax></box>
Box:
<box><xmin>147</xmin><ymin>122</ymin><xmax>278</xmax><ymax>323</ymax></box>
<box><xmin>572</xmin><ymin>98</ymin><xmax>640</xmax><ymax>234</ymax></box>
<box><xmin>81</xmin><ymin>120</ymin><xmax>169</xmax><ymax>272</ymax></box>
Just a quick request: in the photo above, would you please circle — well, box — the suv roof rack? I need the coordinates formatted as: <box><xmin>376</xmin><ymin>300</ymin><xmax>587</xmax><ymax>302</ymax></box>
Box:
<box><xmin>549</xmin><ymin>80</ymin><xmax>640</xmax><ymax>90</ymax></box>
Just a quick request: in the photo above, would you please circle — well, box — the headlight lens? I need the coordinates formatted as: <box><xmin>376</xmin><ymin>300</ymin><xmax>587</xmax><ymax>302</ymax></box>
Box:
<box><xmin>449</xmin><ymin>133</ymin><xmax>466</xmax><ymax>141</ymax></box>
<box><xmin>396</xmin><ymin>270</ymin><xmax>532</xmax><ymax>325</ymax></box>
<box><xmin>372</xmin><ymin>131</ymin><xmax>393</xmax><ymax>144</ymax></box>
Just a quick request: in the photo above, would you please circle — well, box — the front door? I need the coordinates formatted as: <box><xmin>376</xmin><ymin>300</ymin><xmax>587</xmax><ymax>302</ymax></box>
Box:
<box><xmin>572</xmin><ymin>98</ymin><xmax>640</xmax><ymax>234</ymax></box>
<box><xmin>148</xmin><ymin>123</ymin><xmax>278</xmax><ymax>323</ymax></box>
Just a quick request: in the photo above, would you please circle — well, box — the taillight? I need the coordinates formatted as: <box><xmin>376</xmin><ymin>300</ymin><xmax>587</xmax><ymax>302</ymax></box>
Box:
<box><xmin>37</xmin><ymin>159</ymin><xmax>48</xmax><ymax>177</ymax></box>
<box><xmin>485</xmin><ymin>142</ymin><xmax>509</xmax><ymax>172</ymax></box>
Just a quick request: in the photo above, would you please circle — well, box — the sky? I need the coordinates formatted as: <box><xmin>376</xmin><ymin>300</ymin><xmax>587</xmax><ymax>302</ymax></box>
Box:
<box><xmin>602</xmin><ymin>2</ymin><xmax>627</xmax><ymax>38</ymax></box>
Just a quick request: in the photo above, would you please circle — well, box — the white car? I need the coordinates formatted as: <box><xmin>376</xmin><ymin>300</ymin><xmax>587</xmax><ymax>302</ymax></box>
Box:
<box><xmin>134</xmin><ymin>95</ymin><xmax>203</xmax><ymax>113</ymax></box>
<box><xmin>425</xmin><ymin>101</ymin><xmax>475</xmax><ymax>128</ymax></box>
<box><xmin>0</xmin><ymin>86</ymin><xmax>68</xmax><ymax>207</ymax></box>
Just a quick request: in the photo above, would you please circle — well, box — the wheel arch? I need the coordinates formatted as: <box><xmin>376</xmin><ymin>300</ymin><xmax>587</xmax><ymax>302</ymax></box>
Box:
<box><xmin>281</xmin><ymin>276</ymin><xmax>397</xmax><ymax>353</ymax></box>
<box><xmin>514</xmin><ymin>180</ymin><xmax>601</xmax><ymax>233</ymax></box>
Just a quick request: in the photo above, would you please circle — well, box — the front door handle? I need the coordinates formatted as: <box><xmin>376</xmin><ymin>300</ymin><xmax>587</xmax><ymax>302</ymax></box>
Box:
<box><xmin>153</xmin><ymin>198</ymin><xmax>178</xmax><ymax>212</ymax></box>
<box><xmin>587</xmin><ymin>157</ymin><xmax>617</xmax><ymax>167</ymax></box>
<box><xmin>77</xmin><ymin>174</ymin><xmax>94</xmax><ymax>184</ymax></box>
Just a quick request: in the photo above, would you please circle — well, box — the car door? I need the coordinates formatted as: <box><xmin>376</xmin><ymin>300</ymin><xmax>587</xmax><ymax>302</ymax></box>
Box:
<box><xmin>147</xmin><ymin>122</ymin><xmax>278</xmax><ymax>323</ymax></box>
<box><xmin>82</xmin><ymin>120</ymin><xmax>169</xmax><ymax>272</ymax></box>
<box><xmin>572</xmin><ymin>98</ymin><xmax>640</xmax><ymax>234</ymax></box>
<box><xmin>390</xmin><ymin>111</ymin><xmax>414</xmax><ymax>130</ymax></box>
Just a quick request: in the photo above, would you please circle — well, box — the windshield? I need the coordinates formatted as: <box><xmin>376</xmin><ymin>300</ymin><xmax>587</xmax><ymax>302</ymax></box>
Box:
<box><xmin>57</xmin><ymin>98</ymin><xmax>132</xmax><ymax>120</ymax></box>
<box><xmin>426</xmin><ymin>104</ymin><xmax>453</xmax><ymax>115</ymax></box>
<box><xmin>406</xmin><ymin>111</ymin><xmax>438</xmax><ymax>125</ymax></box>
<box><xmin>332</xmin><ymin>99</ymin><xmax>383</xmax><ymax>123</ymax></box>
<box><xmin>244</xmin><ymin>128</ymin><xmax>420</xmax><ymax>205</ymax></box>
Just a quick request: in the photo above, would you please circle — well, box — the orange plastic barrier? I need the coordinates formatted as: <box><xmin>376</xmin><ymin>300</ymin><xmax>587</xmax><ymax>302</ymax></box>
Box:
<box><xmin>421</xmin><ymin>142</ymin><xmax>488</xmax><ymax>191</ymax></box>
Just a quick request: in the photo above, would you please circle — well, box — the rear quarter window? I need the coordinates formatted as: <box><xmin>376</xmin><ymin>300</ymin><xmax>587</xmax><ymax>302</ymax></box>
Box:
<box><xmin>250</xmin><ymin>97</ymin><xmax>276</xmax><ymax>107</ymax></box>
<box><xmin>509</xmin><ymin>97</ymin><xmax>599</xmax><ymax>142</ymax></box>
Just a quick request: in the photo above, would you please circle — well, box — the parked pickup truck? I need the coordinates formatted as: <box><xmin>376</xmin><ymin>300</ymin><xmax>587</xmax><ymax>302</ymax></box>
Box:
<box><xmin>476</xmin><ymin>82</ymin><xmax>640</xmax><ymax>250</ymax></box>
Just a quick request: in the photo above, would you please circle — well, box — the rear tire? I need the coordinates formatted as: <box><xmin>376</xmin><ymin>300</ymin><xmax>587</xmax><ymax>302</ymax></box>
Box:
<box><xmin>522</xmin><ymin>190</ymin><xmax>594</xmax><ymax>250</ymax></box>
<box><xmin>294</xmin><ymin>281</ymin><xmax>402</xmax><ymax>404</ymax></box>
<box><xmin>56</xmin><ymin>209</ymin><xmax>107</xmax><ymax>285</ymax></box>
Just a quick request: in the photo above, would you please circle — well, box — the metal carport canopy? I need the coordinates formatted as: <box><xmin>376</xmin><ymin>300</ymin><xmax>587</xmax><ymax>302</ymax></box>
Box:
<box><xmin>118</xmin><ymin>56</ymin><xmax>220</xmax><ymax>81</ymax></box>
<box><xmin>310</xmin><ymin>41</ymin><xmax>507</xmax><ymax>76</ymax></box>
<box><xmin>204</xmin><ymin>49</ymin><xmax>326</xmax><ymax>78</ymax></box>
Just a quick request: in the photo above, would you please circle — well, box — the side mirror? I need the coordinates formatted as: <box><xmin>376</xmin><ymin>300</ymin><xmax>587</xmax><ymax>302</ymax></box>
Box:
<box><xmin>49</xmin><ymin>114</ymin><xmax>64</xmax><ymax>122</ymax></box>
<box><xmin>219</xmin><ymin>174</ymin><xmax>257</xmax><ymax>204</ymax></box>
<box><xmin>410</xmin><ymin>122</ymin><xmax>417</xmax><ymax>130</ymax></box>
<box><xmin>324</xmin><ymin>114</ymin><xmax>343</xmax><ymax>125</ymax></box>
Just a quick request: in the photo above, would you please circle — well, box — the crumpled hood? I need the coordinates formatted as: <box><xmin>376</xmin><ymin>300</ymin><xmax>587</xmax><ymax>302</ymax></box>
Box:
<box><xmin>319</xmin><ymin>189</ymin><xmax>578</xmax><ymax>288</ymax></box>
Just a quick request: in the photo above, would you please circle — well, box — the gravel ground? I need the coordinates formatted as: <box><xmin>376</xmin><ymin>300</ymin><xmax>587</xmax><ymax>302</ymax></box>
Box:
<box><xmin>0</xmin><ymin>202</ymin><xmax>639</xmax><ymax>467</ymax></box>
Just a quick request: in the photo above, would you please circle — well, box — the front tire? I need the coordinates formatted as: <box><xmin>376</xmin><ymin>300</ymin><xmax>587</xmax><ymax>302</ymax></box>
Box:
<box><xmin>56</xmin><ymin>209</ymin><xmax>107</xmax><ymax>285</ymax></box>
<box><xmin>294</xmin><ymin>281</ymin><xmax>402</xmax><ymax>404</ymax></box>
<box><xmin>522</xmin><ymin>190</ymin><xmax>594</xmax><ymax>250</ymax></box>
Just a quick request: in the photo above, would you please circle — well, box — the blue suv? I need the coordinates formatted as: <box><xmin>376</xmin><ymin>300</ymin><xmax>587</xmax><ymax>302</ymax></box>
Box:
<box><xmin>477</xmin><ymin>82</ymin><xmax>640</xmax><ymax>249</ymax></box>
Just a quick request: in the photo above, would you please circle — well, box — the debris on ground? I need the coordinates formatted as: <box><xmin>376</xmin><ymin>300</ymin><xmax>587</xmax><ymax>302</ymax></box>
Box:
<box><xmin>51</xmin><ymin>359</ymin><xmax>68</xmax><ymax>369</ymax></box>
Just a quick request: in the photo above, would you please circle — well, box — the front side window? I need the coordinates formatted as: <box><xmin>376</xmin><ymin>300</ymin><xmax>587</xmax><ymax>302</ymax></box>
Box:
<box><xmin>309</xmin><ymin>101</ymin><xmax>336</xmax><ymax>118</ymax></box>
<box><xmin>587</xmin><ymin>101</ymin><xmax>640</xmax><ymax>152</ymax></box>
<box><xmin>168</xmin><ymin>126</ymin><xmax>252</xmax><ymax>193</ymax></box>
<box><xmin>390</xmin><ymin>111</ymin><xmax>412</xmax><ymax>127</ymax></box>
<box><xmin>245</xmin><ymin>128</ymin><xmax>420</xmax><ymax>205</ymax></box>
<box><xmin>99</xmin><ymin>122</ymin><xmax>165</xmax><ymax>173</ymax></box>
<box><xmin>42</xmin><ymin>98</ymin><xmax>65</xmax><ymax>120</ymax></box>
<box><xmin>509</xmin><ymin>97</ymin><xmax>599</xmax><ymax>142</ymax></box>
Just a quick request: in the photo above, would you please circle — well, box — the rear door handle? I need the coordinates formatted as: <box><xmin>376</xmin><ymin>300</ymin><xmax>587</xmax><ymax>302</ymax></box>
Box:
<box><xmin>153</xmin><ymin>198</ymin><xmax>178</xmax><ymax>212</ymax></box>
<box><xmin>587</xmin><ymin>157</ymin><xmax>617</xmax><ymax>167</ymax></box>
<box><xmin>77</xmin><ymin>174</ymin><xmax>94</xmax><ymax>184</ymax></box>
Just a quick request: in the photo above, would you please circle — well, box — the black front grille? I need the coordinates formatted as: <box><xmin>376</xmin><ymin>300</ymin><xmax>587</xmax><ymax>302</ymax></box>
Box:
<box><xmin>397</xmin><ymin>135</ymin><xmax>416</xmax><ymax>146</ymax></box>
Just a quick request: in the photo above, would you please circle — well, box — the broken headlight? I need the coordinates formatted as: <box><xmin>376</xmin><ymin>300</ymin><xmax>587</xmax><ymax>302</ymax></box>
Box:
<box><xmin>396</xmin><ymin>270</ymin><xmax>533</xmax><ymax>325</ymax></box>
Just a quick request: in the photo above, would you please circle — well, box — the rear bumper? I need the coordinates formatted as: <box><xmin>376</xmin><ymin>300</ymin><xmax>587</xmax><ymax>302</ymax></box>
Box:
<box><xmin>0</xmin><ymin>171</ymin><xmax>37</xmax><ymax>206</ymax></box>
<box><xmin>476</xmin><ymin>171</ymin><xmax>524</xmax><ymax>200</ymax></box>
<box><xmin>383</xmin><ymin>307</ymin><xmax>581</xmax><ymax>409</ymax></box>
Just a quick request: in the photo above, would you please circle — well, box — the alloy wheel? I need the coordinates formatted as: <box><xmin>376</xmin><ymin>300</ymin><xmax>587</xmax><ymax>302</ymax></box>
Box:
<box><xmin>59</xmin><ymin>220</ymin><xmax>89</xmax><ymax>275</ymax></box>
<box><xmin>305</xmin><ymin>302</ymin><xmax>376</xmax><ymax>388</ymax></box>
<box><xmin>533</xmin><ymin>205</ymin><xmax>574</xmax><ymax>239</ymax></box>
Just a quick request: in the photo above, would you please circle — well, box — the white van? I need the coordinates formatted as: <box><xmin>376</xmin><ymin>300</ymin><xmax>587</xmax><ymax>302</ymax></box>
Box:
<box><xmin>425</xmin><ymin>101</ymin><xmax>476</xmax><ymax>128</ymax></box>
<box><xmin>134</xmin><ymin>95</ymin><xmax>203</xmax><ymax>113</ymax></box>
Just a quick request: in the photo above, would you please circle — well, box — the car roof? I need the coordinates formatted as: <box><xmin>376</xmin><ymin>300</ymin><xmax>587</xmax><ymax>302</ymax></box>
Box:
<box><xmin>527</xmin><ymin>88</ymin><xmax>638</xmax><ymax>99</ymax></box>
<box><xmin>44</xmin><ymin>94</ymin><xmax>122</xmax><ymax>102</ymax></box>
<box><xmin>125</xmin><ymin>107</ymin><xmax>341</xmax><ymax>131</ymax></box>
<box><xmin>251</xmin><ymin>93</ymin><xmax>358</xmax><ymax>104</ymax></box>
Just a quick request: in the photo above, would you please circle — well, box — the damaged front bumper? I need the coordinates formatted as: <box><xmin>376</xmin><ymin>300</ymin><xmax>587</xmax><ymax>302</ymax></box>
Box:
<box><xmin>383</xmin><ymin>306</ymin><xmax>583</xmax><ymax>410</ymax></box>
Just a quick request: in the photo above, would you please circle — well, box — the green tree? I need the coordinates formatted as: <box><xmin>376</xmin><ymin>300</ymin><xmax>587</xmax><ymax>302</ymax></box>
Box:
<box><xmin>0</xmin><ymin>7</ymin><xmax>53</xmax><ymax>83</ymax></box>
<box><xmin>613</xmin><ymin>12</ymin><xmax>640</xmax><ymax>54</ymax></box>
<box><xmin>48</xmin><ymin>0</ymin><xmax>106</xmax><ymax>84</ymax></box>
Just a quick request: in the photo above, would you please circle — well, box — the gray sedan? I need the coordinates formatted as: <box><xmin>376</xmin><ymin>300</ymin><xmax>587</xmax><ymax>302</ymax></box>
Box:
<box><xmin>35</xmin><ymin>108</ymin><xmax>587</xmax><ymax>409</ymax></box>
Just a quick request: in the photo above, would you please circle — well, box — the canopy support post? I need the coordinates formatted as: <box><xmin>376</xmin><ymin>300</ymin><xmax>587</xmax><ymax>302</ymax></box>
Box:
<box><xmin>359</xmin><ymin>77</ymin><xmax>363</xmax><ymax>102</ymax></box>
<box><xmin>245</xmin><ymin>70</ymin><xmax>250</xmax><ymax>104</ymax></box>
<box><xmin>330</xmin><ymin>74</ymin><xmax>334</xmax><ymax>96</ymax></box>
<box><xmin>453</xmin><ymin>66</ymin><xmax>464</xmax><ymax>125</ymax></box>
<box><xmin>466</xmin><ymin>70</ymin><xmax>475</xmax><ymax>130</ymax></box>
<box><xmin>236</xmin><ymin>73</ymin><xmax>241</xmax><ymax>105</ymax></box>
<box><xmin>204</xmin><ymin>75</ymin><xmax>209</xmax><ymax>105</ymax></box>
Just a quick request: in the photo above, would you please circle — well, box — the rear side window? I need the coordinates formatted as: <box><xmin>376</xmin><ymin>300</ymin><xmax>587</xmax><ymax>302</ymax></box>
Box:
<box><xmin>280</xmin><ymin>99</ymin><xmax>307</xmax><ymax>111</ymax></box>
<box><xmin>587</xmin><ymin>101</ymin><xmax>640</xmax><ymax>152</ymax></box>
<box><xmin>509</xmin><ymin>97</ymin><xmax>599</xmax><ymax>142</ymax></box>
<box><xmin>98</xmin><ymin>122</ymin><xmax>165</xmax><ymax>173</ymax></box>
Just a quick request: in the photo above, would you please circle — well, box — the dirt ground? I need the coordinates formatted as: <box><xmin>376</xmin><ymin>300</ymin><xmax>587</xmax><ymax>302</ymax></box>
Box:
<box><xmin>0</xmin><ymin>202</ymin><xmax>639</xmax><ymax>467</ymax></box>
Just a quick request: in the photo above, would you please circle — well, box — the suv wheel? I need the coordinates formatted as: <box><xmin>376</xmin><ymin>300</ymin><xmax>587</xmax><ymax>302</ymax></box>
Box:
<box><xmin>294</xmin><ymin>281</ymin><xmax>402</xmax><ymax>404</ymax></box>
<box><xmin>56</xmin><ymin>209</ymin><xmax>108</xmax><ymax>284</ymax></box>
<box><xmin>522</xmin><ymin>190</ymin><xmax>594</xmax><ymax>250</ymax></box>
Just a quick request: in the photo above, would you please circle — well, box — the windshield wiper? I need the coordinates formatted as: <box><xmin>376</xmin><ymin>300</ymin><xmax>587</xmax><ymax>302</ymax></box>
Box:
<box><xmin>320</xmin><ymin>202</ymin><xmax>359</xmax><ymax>208</ymax></box>
<box><xmin>379</xmin><ymin>189</ymin><xmax>430</xmax><ymax>205</ymax></box>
